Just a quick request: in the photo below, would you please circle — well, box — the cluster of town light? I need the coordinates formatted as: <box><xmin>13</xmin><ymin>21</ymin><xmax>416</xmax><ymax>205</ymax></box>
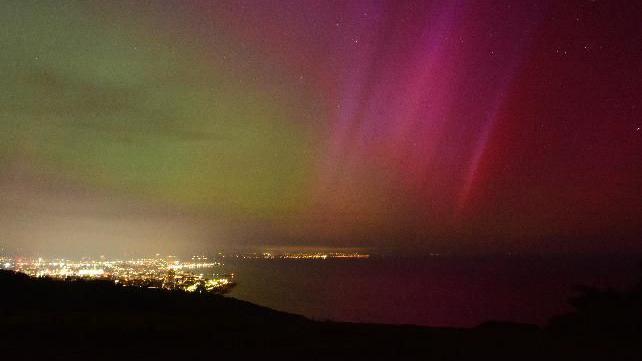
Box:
<box><xmin>0</xmin><ymin>255</ymin><xmax>235</xmax><ymax>294</ymax></box>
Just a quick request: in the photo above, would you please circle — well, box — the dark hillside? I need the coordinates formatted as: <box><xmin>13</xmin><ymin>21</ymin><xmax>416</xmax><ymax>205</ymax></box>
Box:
<box><xmin>1</xmin><ymin>270</ymin><xmax>640</xmax><ymax>360</ymax></box>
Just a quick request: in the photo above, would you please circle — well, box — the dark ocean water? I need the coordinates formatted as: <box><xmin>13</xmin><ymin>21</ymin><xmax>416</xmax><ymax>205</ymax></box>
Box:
<box><xmin>217</xmin><ymin>255</ymin><xmax>640</xmax><ymax>327</ymax></box>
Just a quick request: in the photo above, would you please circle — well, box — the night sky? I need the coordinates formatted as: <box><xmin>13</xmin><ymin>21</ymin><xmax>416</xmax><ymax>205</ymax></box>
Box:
<box><xmin>1</xmin><ymin>0</ymin><xmax>640</xmax><ymax>257</ymax></box>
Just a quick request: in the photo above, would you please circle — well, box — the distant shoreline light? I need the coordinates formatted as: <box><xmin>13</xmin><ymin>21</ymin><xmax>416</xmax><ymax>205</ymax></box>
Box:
<box><xmin>221</xmin><ymin>252</ymin><xmax>371</xmax><ymax>260</ymax></box>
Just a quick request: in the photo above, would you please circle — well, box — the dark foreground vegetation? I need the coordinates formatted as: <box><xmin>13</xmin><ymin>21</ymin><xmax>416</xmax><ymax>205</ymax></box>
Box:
<box><xmin>1</xmin><ymin>267</ymin><xmax>641</xmax><ymax>360</ymax></box>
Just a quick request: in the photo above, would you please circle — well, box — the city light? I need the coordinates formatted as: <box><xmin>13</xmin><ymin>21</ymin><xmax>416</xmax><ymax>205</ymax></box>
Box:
<box><xmin>1</xmin><ymin>255</ymin><xmax>235</xmax><ymax>294</ymax></box>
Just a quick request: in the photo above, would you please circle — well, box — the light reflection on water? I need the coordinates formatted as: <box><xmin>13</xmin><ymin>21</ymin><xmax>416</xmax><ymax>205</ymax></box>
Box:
<box><xmin>206</xmin><ymin>255</ymin><xmax>639</xmax><ymax>327</ymax></box>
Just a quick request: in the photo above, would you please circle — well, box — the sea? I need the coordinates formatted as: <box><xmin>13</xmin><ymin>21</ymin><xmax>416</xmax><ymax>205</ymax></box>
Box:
<box><xmin>213</xmin><ymin>254</ymin><xmax>640</xmax><ymax>328</ymax></box>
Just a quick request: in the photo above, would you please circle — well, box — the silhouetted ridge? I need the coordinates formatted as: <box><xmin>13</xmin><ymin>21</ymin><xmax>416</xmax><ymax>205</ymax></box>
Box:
<box><xmin>1</xmin><ymin>269</ymin><xmax>641</xmax><ymax>360</ymax></box>
<box><xmin>546</xmin><ymin>261</ymin><xmax>642</xmax><ymax>357</ymax></box>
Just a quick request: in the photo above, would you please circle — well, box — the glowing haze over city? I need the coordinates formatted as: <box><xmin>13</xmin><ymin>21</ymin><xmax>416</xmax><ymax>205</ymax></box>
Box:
<box><xmin>0</xmin><ymin>1</ymin><xmax>640</xmax><ymax>256</ymax></box>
